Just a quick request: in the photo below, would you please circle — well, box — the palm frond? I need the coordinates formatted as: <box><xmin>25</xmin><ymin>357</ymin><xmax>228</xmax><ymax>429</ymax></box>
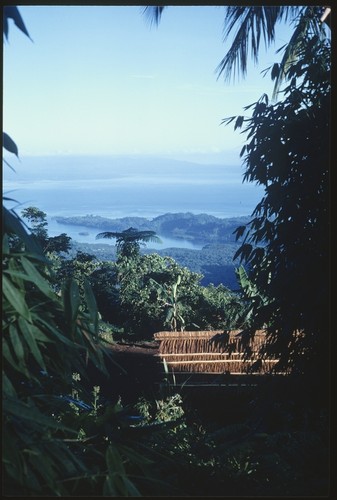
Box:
<box><xmin>96</xmin><ymin>228</ymin><xmax>161</xmax><ymax>244</ymax></box>
<box><xmin>96</xmin><ymin>231</ymin><xmax>118</xmax><ymax>240</ymax></box>
<box><xmin>143</xmin><ymin>6</ymin><xmax>166</xmax><ymax>26</ymax></box>
<box><xmin>217</xmin><ymin>6</ymin><xmax>301</xmax><ymax>82</ymax></box>
<box><xmin>136</xmin><ymin>230</ymin><xmax>162</xmax><ymax>244</ymax></box>
<box><xmin>271</xmin><ymin>6</ymin><xmax>325</xmax><ymax>99</ymax></box>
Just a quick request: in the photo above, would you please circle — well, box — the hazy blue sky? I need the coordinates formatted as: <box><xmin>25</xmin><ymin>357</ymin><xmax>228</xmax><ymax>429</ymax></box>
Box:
<box><xmin>4</xmin><ymin>5</ymin><xmax>294</xmax><ymax>161</ymax></box>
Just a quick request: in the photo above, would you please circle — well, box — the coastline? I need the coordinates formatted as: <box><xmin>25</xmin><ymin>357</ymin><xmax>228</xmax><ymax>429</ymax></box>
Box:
<box><xmin>49</xmin><ymin>212</ymin><xmax>251</xmax><ymax>249</ymax></box>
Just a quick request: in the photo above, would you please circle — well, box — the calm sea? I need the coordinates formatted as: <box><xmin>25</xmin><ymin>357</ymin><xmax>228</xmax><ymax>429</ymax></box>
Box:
<box><xmin>3</xmin><ymin>155</ymin><xmax>264</xmax><ymax>248</ymax></box>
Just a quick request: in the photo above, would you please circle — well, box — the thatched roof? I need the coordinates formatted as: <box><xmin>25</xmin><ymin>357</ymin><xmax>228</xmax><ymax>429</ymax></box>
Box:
<box><xmin>154</xmin><ymin>330</ymin><xmax>280</xmax><ymax>375</ymax></box>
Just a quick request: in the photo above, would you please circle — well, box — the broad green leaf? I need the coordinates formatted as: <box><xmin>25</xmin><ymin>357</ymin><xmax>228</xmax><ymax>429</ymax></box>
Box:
<box><xmin>83</xmin><ymin>279</ymin><xmax>99</xmax><ymax>331</ymax></box>
<box><xmin>122</xmin><ymin>476</ymin><xmax>142</xmax><ymax>497</ymax></box>
<box><xmin>118</xmin><ymin>444</ymin><xmax>153</xmax><ymax>467</ymax></box>
<box><xmin>18</xmin><ymin>317</ymin><xmax>46</xmax><ymax>372</ymax></box>
<box><xmin>114</xmin><ymin>474</ymin><xmax>129</xmax><ymax>496</ymax></box>
<box><xmin>20</xmin><ymin>256</ymin><xmax>56</xmax><ymax>299</ymax></box>
<box><xmin>46</xmin><ymin>440</ymin><xmax>85</xmax><ymax>475</ymax></box>
<box><xmin>9</xmin><ymin>324</ymin><xmax>25</xmax><ymax>363</ymax></box>
<box><xmin>2</xmin><ymin>233</ymin><xmax>10</xmax><ymax>253</ymax></box>
<box><xmin>26</xmin><ymin>321</ymin><xmax>53</xmax><ymax>343</ymax></box>
<box><xmin>37</xmin><ymin>318</ymin><xmax>82</xmax><ymax>348</ymax></box>
<box><xmin>63</xmin><ymin>279</ymin><xmax>80</xmax><ymax>324</ymax></box>
<box><xmin>28</xmin><ymin>453</ymin><xmax>59</xmax><ymax>492</ymax></box>
<box><xmin>5</xmin><ymin>397</ymin><xmax>76</xmax><ymax>433</ymax></box>
<box><xmin>2</xmin><ymin>338</ymin><xmax>21</xmax><ymax>372</ymax></box>
<box><xmin>2</xmin><ymin>372</ymin><xmax>17</xmax><ymax>397</ymax></box>
<box><xmin>106</xmin><ymin>446</ymin><xmax>125</xmax><ymax>475</ymax></box>
<box><xmin>2</xmin><ymin>431</ymin><xmax>23</xmax><ymax>483</ymax></box>
<box><xmin>19</xmin><ymin>463</ymin><xmax>42</xmax><ymax>493</ymax></box>
<box><xmin>3</xmin><ymin>275</ymin><xmax>31</xmax><ymax>320</ymax></box>
<box><xmin>103</xmin><ymin>476</ymin><xmax>117</xmax><ymax>496</ymax></box>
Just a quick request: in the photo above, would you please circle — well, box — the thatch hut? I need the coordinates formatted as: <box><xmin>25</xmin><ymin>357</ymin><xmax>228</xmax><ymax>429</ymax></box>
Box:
<box><xmin>154</xmin><ymin>330</ymin><xmax>279</xmax><ymax>375</ymax></box>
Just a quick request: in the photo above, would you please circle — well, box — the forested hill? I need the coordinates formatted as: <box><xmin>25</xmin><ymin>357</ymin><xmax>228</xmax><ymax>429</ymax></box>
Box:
<box><xmin>54</xmin><ymin>212</ymin><xmax>251</xmax><ymax>245</ymax></box>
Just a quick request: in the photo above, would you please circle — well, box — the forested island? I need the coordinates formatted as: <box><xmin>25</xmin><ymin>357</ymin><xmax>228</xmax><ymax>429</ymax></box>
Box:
<box><xmin>54</xmin><ymin>212</ymin><xmax>251</xmax><ymax>245</ymax></box>
<box><xmin>56</xmin><ymin>213</ymin><xmax>251</xmax><ymax>288</ymax></box>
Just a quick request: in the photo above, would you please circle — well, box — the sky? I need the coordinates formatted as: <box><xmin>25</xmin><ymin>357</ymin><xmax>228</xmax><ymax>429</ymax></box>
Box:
<box><xmin>3</xmin><ymin>5</ymin><xmax>295</xmax><ymax>162</ymax></box>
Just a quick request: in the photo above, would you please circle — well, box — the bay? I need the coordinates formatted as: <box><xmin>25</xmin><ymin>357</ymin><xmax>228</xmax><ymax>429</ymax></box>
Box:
<box><xmin>3</xmin><ymin>154</ymin><xmax>264</xmax><ymax>248</ymax></box>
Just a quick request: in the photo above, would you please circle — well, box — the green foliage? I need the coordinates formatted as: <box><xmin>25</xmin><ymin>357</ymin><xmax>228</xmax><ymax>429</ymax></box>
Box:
<box><xmin>152</xmin><ymin>274</ymin><xmax>187</xmax><ymax>331</ymax></box>
<box><xmin>51</xmin><ymin>245</ymin><xmax>248</xmax><ymax>338</ymax></box>
<box><xmin>225</xmin><ymin>26</ymin><xmax>330</xmax><ymax>378</ymax></box>
<box><xmin>20</xmin><ymin>206</ymin><xmax>72</xmax><ymax>254</ymax></box>
<box><xmin>3</xmin><ymin>222</ymin><xmax>110</xmax><ymax>494</ymax></box>
<box><xmin>115</xmin><ymin>253</ymin><xmax>197</xmax><ymax>336</ymax></box>
<box><xmin>110</xmin><ymin>251</ymin><xmax>247</xmax><ymax>337</ymax></box>
<box><xmin>135</xmin><ymin>393</ymin><xmax>185</xmax><ymax>425</ymax></box>
<box><xmin>3</xmin><ymin>205</ymin><xmax>166</xmax><ymax>496</ymax></box>
<box><xmin>195</xmin><ymin>282</ymin><xmax>249</xmax><ymax>330</ymax></box>
<box><xmin>235</xmin><ymin>265</ymin><xmax>269</xmax><ymax>328</ymax></box>
<box><xmin>52</xmin><ymin>250</ymin><xmax>102</xmax><ymax>305</ymax></box>
<box><xmin>68</xmin><ymin>239</ymin><xmax>242</xmax><ymax>289</ymax></box>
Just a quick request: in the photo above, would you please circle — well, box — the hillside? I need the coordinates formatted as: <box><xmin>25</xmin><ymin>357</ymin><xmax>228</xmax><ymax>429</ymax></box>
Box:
<box><xmin>69</xmin><ymin>242</ymin><xmax>242</xmax><ymax>290</ymax></box>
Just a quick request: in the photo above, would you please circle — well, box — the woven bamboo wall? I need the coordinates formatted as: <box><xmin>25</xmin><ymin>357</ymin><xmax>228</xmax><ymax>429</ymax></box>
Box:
<box><xmin>154</xmin><ymin>330</ymin><xmax>278</xmax><ymax>374</ymax></box>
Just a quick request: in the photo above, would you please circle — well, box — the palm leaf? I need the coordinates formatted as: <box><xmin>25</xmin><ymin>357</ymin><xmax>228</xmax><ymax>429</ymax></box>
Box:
<box><xmin>143</xmin><ymin>6</ymin><xmax>166</xmax><ymax>26</ymax></box>
<box><xmin>216</xmin><ymin>6</ymin><xmax>290</xmax><ymax>81</ymax></box>
<box><xmin>3</xmin><ymin>6</ymin><xmax>32</xmax><ymax>41</ymax></box>
<box><xmin>271</xmin><ymin>7</ymin><xmax>321</xmax><ymax>99</ymax></box>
